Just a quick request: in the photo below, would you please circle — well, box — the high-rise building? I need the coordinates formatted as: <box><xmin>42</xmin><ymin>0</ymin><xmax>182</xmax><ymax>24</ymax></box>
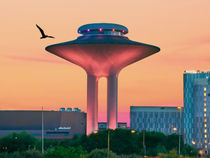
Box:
<box><xmin>130</xmin><ymin>106</ymin><xmax>182</xmax><ymax>135</ymax></box>
<box><xmin>189</xmin><ymin>77</ymin><xmax>210</xmax><ymax>153</ymax></box>
<box><xmin>45</xmin><ymin>23</ymin><xmax>160</xmax><ymax>135</ymax></box>
<box><xmin>183</xmin><ymin>70</ymin><xmax>210</xmax><ymax>150</ymax></box>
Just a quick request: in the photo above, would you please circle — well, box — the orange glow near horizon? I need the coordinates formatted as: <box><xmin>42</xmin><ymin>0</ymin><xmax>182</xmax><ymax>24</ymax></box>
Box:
<box><xmin>0</xmin><ymin>0</ymin><xmax>210</xmax><ymax>124</ymax></box>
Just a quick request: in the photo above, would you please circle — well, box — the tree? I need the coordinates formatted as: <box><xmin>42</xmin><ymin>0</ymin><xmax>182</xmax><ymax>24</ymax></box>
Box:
<box><xmin>110</xmin><ymin>129</ymin><xmax>140</xmax><ymax>155</ymax></box>
<box><xmin>183</xmin><ymin>144</ymin><xmax>197</xmax><ymax>156</ymax></box>
<box><xmin>0</xmin><ymin>152</ymin><xmax>24</xmax><ymax>158</ymax></box>
<box><xmin>88</xmin><ymin>149</ymin><xmax>118</xmax><ymax>158</ymax></box>
<box><xmin>23</xmin><ymin>150</ymin><xmax>43</xmax><ymax>158</ymax></box>
<box><xmin>35</xmin><ymin>139</ymin><xmax>59</xmax><ymax>151</ymax></box>
<box><xmin>44</xmin><ymin>146</ymin><xmax>87</xmax><ymax>158</ymax></box>
<box><xmin>168</xmin><ymin>150</ymin><xmax>179</xmax><ymax>158</ymax></box>
<box><xmin>0</xmin><ymin>132</ymin><xmax>37</xmax><ymax>152</ymax></box>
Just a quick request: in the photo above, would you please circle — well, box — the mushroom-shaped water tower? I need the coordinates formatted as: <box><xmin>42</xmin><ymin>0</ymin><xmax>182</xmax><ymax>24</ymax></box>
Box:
<box><xmin>45</xmin><ymin>23</ymin><xmax>160</xmax><ymax>135</ymax></box>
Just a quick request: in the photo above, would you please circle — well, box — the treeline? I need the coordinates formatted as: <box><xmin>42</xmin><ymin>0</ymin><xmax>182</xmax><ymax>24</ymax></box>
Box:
<box><xmin>0</xmin><ymin>129</ymin><xmax>197</xmax><ymax>158</ymax></box>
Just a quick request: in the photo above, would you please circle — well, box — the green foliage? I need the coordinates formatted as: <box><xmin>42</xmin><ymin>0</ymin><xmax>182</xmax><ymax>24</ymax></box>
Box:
<box><xmin>0</xmin><ymin>132</ymin><xmax>36</xmax><ymax>152</ymax></box>
<box><xmin>168</xmin><ymin>150</ymin><xmax>179</xmax><ymax>158</ymax></box>
<box><xmin>88</xmin><ymin>148</ymin><xmax>118</xmax><ymax>158</ymax></box>
<box><xmin>82</xmin><ymin>130</ymin><xmax>109</xmax><ymax>151</ymax></box>
<box><xmin>60</xmin><ymin>135</ymin><xmax>82</xmax><ymax>147</ymax></box>
<box><xmin>35</xmin><ymin>139</ymin><xmax>59</xmax><ymax>151</ymax></box>
<box><xmin>58</xmin><ymin>129</ymin><xmax>191</xmax><ymax>156</ymax></box>
<box><xmin>110</xmin><ymin>129</ymin><xmax>140</xmax><ymax>155</ymax></box>
<box><xmin>0</xmin><ymin>130</ymin><xmax>197</xmax><ymax>157</ymax></box>
<box><xmin>183</xmin><ymin>144</ymin><xmax>197</xmax><ymax>156</ymax></box>
<box><xmin>44</xmin><ymin>145</ymin><xmax>87</xmax><ymax>158</ymax></box>
<box><xmin>0</xmin><ymin>150</ymin><xmax>43</xmax><ymax>158</ymax></box>
<box><xmin>76</xmin><ymin>129</ymin><xmax>140</xmax><ymax>155</ymax></box>
<box><xmin>155</xmin><ymin>144</ymin><xmax>167</xmax><ymax>154</ymax></box>
<box><xmin>165</xmin><ymin>134</ymin><xmax>179</xmax><ymax>151</ymax></box>
<box><xmin>23</xmin><ymin>150</ymin><xmax>43</xmax><ymax>158</ymax></box>
<box><xmin>143</xmin><ymin>131</ymin><xmax>166</xmax><ymax>149</ymax></box>
<box><xmin>158</xmin><ymin>153</ymin><xmax>168</xmax><ymax>158</ymax></box>
<box><xmin>119</xmin><ymin>154</ymin><xmax>140</xmax><ymax>158</ymax></box>
<box><xmin>158</xmin><ymin>150</ymin><xmax>178</xmax><ymax>158</ymax></box>
<box><xmin>0</xmin><ymin>152</ymin><xmax>24</xmax><ymax>158</ymax></box>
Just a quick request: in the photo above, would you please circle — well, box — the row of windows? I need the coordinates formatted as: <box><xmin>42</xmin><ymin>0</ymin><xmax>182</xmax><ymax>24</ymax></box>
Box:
<box><xmin>204</xmin><ymin>87</ymin><xmax>207</xmax><ymax>148</ymax></box>
<box><xmin>136</xmin><ymin>112</ymin><xmax>181</xmax><ymax>118</ymax></box>
<box><xmin>137</xmin><ymin>123</ymin><xmax>180</xmax><ymax>128</ymax></box>
<box><xmin>135</xmin><ymin>118</ymin><xmax>180</xmax><ymax>123</ymax></box>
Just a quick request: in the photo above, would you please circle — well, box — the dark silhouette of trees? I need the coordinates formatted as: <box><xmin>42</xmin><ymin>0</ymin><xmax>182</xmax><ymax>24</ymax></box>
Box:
<box><xmin>0</xmin><ymin>129</ymin><xmax>197</xmax><ymax>157</ymax></box>
<box><xmin>0</xmin><ymin>132</ymin><xmax>36</xmax><ymax>152</ymax></box>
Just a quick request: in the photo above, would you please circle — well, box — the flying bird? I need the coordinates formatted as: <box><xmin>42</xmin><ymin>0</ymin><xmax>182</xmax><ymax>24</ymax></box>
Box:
<box><xmin>36</xmin><ymin>24</ymin><xmax>55</xmax><ymax>39</ymax></box>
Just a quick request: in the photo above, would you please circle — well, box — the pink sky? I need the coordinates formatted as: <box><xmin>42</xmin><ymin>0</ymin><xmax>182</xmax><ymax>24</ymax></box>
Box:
<box><xmin>0</xmin><ymin>0</ymin><xmax>210</xmax><ymax>124</ymax></box>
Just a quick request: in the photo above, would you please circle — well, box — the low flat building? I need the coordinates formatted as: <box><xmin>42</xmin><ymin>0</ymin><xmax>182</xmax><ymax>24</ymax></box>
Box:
<box><xmin>0</xmin><ymin>109</ymin><xmax>86</xmax><ymax>139</ymax></box>
<box><xmin>98</xmin><ymin>122</ymin><xmax>127</xmax><ymax>131</ymax></box>
<box><xmin>130</xmin><ymin>106</ymin><xmax>182</xmax><ymax>135</ymax></box>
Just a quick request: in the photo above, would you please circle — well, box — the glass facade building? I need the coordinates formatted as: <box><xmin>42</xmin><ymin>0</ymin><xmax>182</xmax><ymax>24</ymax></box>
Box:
<box><xmin>183</xmin><ymin>70</ymin><xmax>210</xmax><ymax>152</ymax></box>
<box><xmin>130</xmin><ymin>106</ymin><xmax>182</xmax><ymax>135</ymax></box>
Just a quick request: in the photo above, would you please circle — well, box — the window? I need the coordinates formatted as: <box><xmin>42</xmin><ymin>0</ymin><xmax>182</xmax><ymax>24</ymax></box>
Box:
<box><xmin>204</xmin><ymin>103</ymin><xmax>207</xmax><ymax>106</ymax></box>
<box><xmin>204</xmin><ymin>93</ymin><xmax>207</xmax><ymax>96</ymax></box>
<box><xmin>205</xmin><ymin>134</ymin><xmax>207</xmax><ymax>138</ymax></box>
<box><xmin>205</xmin><ymin>124</ymin><xmax>207</xmax><ymax>128</ymax></box>
<box><xmin>150</xmin><ymin>113</ymin><xmax>153</xmax><ymax>118</ymax></box>
<box><xmin>154</xmin><ymin>112</ymin><xmax>158</xmax><ymax>118</ymax></box>
<box><xmin>204</xmin><ymin>119</ymin><xmax>207</xmax><ymax>122</ymax></box>
<box><xmin>204</xmin><ymin>87</ymin><xmax>207</xmax><ymax>91</ymax></box>
<box><xmin>144</xmin><ymin>113</ymin><xmax>147</xmax><ymax>118</ymax></box>
<box><xmin>205</xmin><ymin>129</ymin><xmax>207</xmax><ymax>133</ymax></box>
<box><xmin>205</xmin><ymin>145</ymin><xmax>207</xmax><ymax>149</ymax></box>
<box><xmin>205</xmin><ymin>140</ymin><xmax>207</xmax><ymax>143</ymax></box>
<box><xmin>204</xmin><ymin>98</ymin><xmax>207</xmax><ymax>101</ymax></box>
<box><xmin>204</xmin><ymin>108</ymin><xmax>207</xmax><ymax>112</ymax></box>
<box><xmin>204</xmin><ymin>113</ymin><xmax>207</xmax><ymax>117</ymax></box>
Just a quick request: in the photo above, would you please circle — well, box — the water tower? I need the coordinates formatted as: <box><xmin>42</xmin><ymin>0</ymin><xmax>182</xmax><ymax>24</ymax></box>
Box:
<box><xmin>45</xmin><ymin>23</ymin><xmax>160</xmax><ymax>135</ymax></box>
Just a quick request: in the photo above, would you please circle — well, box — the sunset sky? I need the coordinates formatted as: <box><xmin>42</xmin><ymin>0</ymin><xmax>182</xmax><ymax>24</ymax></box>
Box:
<box><xmin>0</xmin><ymin>0</ymin><xmax>210</xmax><ymax>124</ymax></box>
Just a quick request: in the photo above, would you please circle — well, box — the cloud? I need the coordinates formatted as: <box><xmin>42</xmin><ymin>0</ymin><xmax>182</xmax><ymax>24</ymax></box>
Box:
<box><xmin>175</xmin><ymin>35</ymin><xmax>210</xmax><ymax>52</ymax></box>
<box><xmin>189</xmin><ymin>35</ymin><xmax>210</xmax><ymax>46</ymax></box>
<box><xmin>2</xmin><ymin>55</ymin><xmax>68</xmax><ymax>64</ymax></box>
<box><xmin>157</xmin><ymin>35</ymin><xmax>210</xmax><ymax>64</ymax></box>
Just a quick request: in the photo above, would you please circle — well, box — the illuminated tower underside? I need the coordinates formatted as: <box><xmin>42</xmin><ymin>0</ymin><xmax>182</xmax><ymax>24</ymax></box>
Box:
<box><xmin>46</xmin><ymin>23</ymin><xmax>160</xmax><ymax>135</ymax></box>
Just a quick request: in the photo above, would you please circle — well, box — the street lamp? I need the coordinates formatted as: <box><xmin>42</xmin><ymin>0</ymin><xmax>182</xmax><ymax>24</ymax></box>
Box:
<box><xmin>107</xmin><ymin>130</ymin><xmax>110</xmax><ymax>158</ymax></box>
<box><xmin>173</xmin><ymin>127</ymin><xmax>178</xmax><ymax>131</ymax></box>
<box><xmin>93</xmin><ymin>130</ymin><xmax>98</xmax><ymax>134</ymax></box>
<box><xmin>172</xmin><ymin>126</ymin><xmax>180</xmax><ymax>156</ymax></box>
<box><xmin>143</xmin><ymin>130</ymin><xmax>146</xmax><ymax>158</ymax></box>
<box><xmin>41</xmin><ymin>106</ymin><xmax>44</xmax><ymax>154</ymax></box>
<box><xmin>177</xmin><ymin>106</ymin><xmax>182</xmax><ymax>156</ymax></box>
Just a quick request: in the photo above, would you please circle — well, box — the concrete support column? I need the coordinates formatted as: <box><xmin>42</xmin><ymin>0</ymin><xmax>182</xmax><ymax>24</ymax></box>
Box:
<box><xmin>107</xmin><ymin>73</ymin><xmax>118</xmax><ymax>129</ymax></box>
<box><xmin>87</xmin><ymin>74</ymin><xmax>98</xmax><ymax>135</ymax></box>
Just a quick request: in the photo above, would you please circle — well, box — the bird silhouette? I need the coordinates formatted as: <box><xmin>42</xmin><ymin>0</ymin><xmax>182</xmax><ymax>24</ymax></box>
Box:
<box><xmin>36</xmin><ymin>24</ymin><xmax>55</xmax><ymax>39</ymax></box>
